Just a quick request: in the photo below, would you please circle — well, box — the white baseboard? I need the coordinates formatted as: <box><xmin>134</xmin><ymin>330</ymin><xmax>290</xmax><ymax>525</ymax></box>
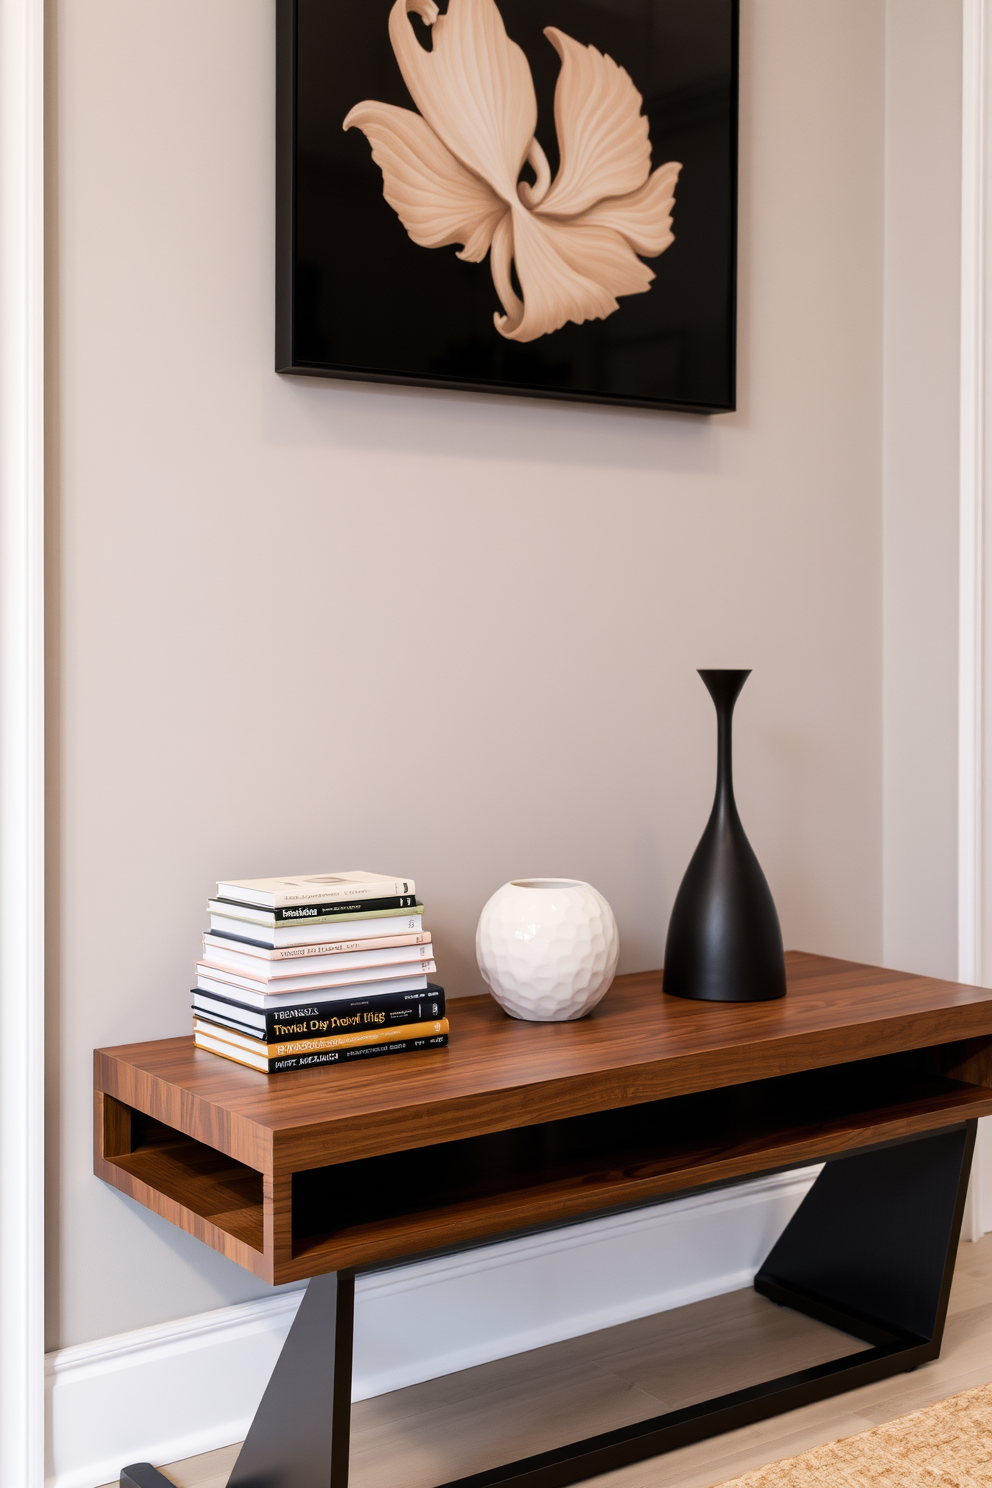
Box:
<box><xmin>46</xmin><ymin>1167</ymin><xmax>818</xmax><ymax>1488</ymax></box>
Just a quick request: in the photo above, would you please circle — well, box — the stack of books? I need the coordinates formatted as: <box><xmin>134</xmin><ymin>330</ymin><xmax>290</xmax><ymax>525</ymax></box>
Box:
<box><xmin>192</xmin><ymin>871</ymin><xmax>448</xmax><ymax>1073</ymax></box>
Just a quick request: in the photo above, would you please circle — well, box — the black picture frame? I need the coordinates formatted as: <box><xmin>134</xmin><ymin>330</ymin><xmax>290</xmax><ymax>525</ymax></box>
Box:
<box><xmin>276</xmin><ymin>0</ymin><xmax>739</xmax><ymax>413</ymax></box>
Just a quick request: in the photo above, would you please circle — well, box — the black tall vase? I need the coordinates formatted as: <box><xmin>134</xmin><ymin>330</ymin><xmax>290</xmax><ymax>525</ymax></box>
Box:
<box><xmin>664</xmin><ymin>670</ymin><xmax>786</xmax><ymax>1002</ymax></box>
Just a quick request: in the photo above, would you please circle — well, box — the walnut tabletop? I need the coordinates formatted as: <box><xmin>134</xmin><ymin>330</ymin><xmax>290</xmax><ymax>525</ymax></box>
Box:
<box><xmin>94</xmin><ymin>951</ymin><xmax>992</xmax><ymax>1283</ymax></box>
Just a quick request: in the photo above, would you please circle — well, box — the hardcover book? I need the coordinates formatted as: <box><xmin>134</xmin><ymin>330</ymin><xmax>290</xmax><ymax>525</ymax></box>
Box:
<box><xmin>194</xmin><ymin>1027</ymin><xmax>448</xmax><ymax>1073</ymax></box>
<box><xmin>216</xmin><ymin>871</ymin><xmax>415</xmax><ymax>908</ymax></box>
<box><xmin>193</xmin><ymin>1015</ymin><xmax>448</xmax><ymax>1057</ymax></box>
<box><xmin>195</xmin><ymin>970</ymin><xmax>431</xmax><ymax>1007</ymax></box>
<box><xmin>196</xmin><ymin>958</ymin><xmax>435</xmax><ymax>995</ymax></box>
<box><xmin>202</xmin><ymin>930</ymin><xmax>430</xmax><ymax>963</ymax></box>
<box><xmin>208</xmin><ymin>894</ymin><xmax>419</xmax><ymax>925</ymax></box>
<box><xmin>208</xmin><ymin>910</ymin><xmax>424</xmax><ymax>948</ymax></box>
<box><xmin>191</xmin><ymin>985</ymin><xmax>446</xmax><ymax>1039</ymax></box>
<box><xmin>199</xmin><ymin>940</ymin><xmax>433</xmax><ymax>982</ymax></box>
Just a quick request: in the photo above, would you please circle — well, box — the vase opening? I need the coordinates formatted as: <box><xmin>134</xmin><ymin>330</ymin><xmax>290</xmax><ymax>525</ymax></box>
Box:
<box><xmin>510</xmin><ymin>878</ymin><xmax>583</xmax><ymax>891</ymax></box>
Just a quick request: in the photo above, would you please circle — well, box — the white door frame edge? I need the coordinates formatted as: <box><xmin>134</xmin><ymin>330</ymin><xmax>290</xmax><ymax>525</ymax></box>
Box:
<box><xmin>0</xmin><ymin>0</ymin><xmax>46</xmax><ymax>1483</ymax></box>
<box><xmin>959</xmin><ymin>0</ymin><xmax>992</xmax><ymax>1243</ymax></box>
<box><xmin>959</xmin><ymin>0</ymin><xmax>987</xmax><ymax>991</ymax></box>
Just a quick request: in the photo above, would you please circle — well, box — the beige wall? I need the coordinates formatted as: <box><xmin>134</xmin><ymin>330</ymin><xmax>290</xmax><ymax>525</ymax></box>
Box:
<box><xmin>48</xmin><ymin>0</ymin><xmax>886</xmax><ymax>1349</ymax></box>
<box><xmin>882</xmin><ymin>0</ymin><xmax>962</xmax><ymax>981</ymax></box>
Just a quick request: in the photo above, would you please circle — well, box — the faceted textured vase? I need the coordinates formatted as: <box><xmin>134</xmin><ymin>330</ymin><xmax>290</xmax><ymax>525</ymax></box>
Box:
<box><xmin>476</xmin><ymin>879</ymin><xmax>619</xmax><ymax>1021</ymax></box>
<box><xmin>664</xmin><ymin>670</ymin><xmax>786</xmax><ymax>1002</ymax></box>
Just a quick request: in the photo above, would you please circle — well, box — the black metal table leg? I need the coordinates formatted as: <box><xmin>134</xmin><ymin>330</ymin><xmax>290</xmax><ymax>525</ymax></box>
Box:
<box><xmin>120</xmin><ymin>1269</ymin><xmax>355</xmax><ymax>1488</ymax></box>
<box><xmin>429</xmin><ymin>1122</ymin><xmax>978</xmax><ymax>1488</ymax></box>
<box><xmin>120</xmin><ymin>1122</ymin><xmax>977</xmax><ymax>1488</ymax></box>
<box><xmin>120</xmin><ymin>1467</ymin><xmax>177</xmax><ymax>1488</ymax></box>
<box><xmin>754</xmin><ymin>1123</ymin><xmax>974</xmax><ymax>1351</ymax></box>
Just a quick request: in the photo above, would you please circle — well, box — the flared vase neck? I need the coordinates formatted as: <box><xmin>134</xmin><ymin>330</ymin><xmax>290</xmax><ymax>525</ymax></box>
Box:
<box><xmin>698</xmin><ymin>669</ymin><xmax>751</xmax><ymax>821</ymax></box>
<box><xmin>715</xmin><ymin>702</ymin><xmax>735</xmax><ymax>812</ymax></box>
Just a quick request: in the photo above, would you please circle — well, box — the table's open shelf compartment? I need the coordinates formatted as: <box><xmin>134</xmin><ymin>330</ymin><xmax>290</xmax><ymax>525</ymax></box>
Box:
<box><xmin>290</xmin><ymin>1048</ymin><xmax>992</xmax><ymax>1272</ymax></box>
<box><xmin>95</xmin><ymin>1038</ymin><xmax>992</xmax><ymax>1282</ymax></box>
<box><xmin>101</xmin><ymin>1094</ymin><xmax>264</xmax><ymax>1252</ymax></box>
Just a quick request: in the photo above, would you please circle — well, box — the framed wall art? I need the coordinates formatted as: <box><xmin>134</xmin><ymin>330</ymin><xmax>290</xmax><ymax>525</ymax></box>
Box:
<box><xmin>276</xmin><ymin>0</ymin><xmax>738</xmax><ymax>412</ymax></box>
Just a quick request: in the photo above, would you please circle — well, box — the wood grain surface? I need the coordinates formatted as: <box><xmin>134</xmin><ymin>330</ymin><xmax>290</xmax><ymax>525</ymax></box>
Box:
<box><xmin>92</xmin><ymin>952</ymin><xmax>992</xmax><ymax>1282</ymax></box>
<box><xmin>95</xmin><ymin>953</ymin><xmax>992</xmax><ymax>1171</ymax></box>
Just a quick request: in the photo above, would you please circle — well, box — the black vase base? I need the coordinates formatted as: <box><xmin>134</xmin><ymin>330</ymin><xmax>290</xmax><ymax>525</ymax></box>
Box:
<box><xmin>663</xmin><ymin>981</ymin><xmax>787</xmax><ymax>1004</ymax></box>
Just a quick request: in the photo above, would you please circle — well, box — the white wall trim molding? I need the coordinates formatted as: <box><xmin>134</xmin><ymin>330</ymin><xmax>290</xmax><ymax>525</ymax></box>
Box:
<box><xmin>960</xmin><ymin>0</ymin><xmax>992</xmax><ymax>1244</ymax></box>
<box><xmin>959</xmin><ymin>0</ymin><xmax>987</xmax><ymax>992</ymax></box>
<box><xmin>0</xmin><ymin>0</ymin><xmax>46</xmax><ymax>1485</ymax></box>
<box><xmin>46</xmin><ymin>1169</ymin><xmax>817</xmax><ymax>1488</ymax></box>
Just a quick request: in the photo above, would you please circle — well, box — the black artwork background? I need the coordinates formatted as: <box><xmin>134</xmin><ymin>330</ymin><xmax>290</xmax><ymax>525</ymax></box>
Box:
<box><xmin>286</xmin><ymin>0</ymin><xmax>737</xmax><ymax>411</ymax></box>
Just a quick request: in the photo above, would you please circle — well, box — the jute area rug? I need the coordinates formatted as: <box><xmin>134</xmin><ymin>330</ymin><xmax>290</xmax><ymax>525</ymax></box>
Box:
<box><xmin>716</xmin><ymin>1383</ymin><xmax>992</xmax><ymax>1487</ymax></box>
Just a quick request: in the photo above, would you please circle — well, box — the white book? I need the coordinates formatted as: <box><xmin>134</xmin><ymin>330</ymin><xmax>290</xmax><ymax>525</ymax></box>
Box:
<box><xmin>199</xmin><ymin>941</ymin><xmax>434</xmax><ymax>981</ymax></box>
<box><xmin>196</xmin><ymin>964</ymin><xmax>431</xmax><ymax>999</ymax></box>
<box><xmin>197</xmin><ymin>963</ymin><xmax>433</xmax><ymax>996</ymax></box>
<box><xmin>202</xmin><ymin>930</ymin><xmax>431</xmax><ymax>964</ymax></box>
<box><xmin>208</xmin><ymin>911</ymin><xmax>424</xmax><ymax>948</ymax></box>
<box><xmin>194</xmin><ymin>972</ymin><xmax>431</xmax><ymax>1008</ymax></box>
<box><xmin>216</xmin><ymin>871</ymin><xmax>414</xmax><ymax>909</ymax></box>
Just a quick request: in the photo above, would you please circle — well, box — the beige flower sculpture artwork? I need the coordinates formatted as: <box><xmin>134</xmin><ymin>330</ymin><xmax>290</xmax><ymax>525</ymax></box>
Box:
<box><xmin>344</xmin><ymin>0</ymin><xmax>682</xmax><ymax>344</ymax></box>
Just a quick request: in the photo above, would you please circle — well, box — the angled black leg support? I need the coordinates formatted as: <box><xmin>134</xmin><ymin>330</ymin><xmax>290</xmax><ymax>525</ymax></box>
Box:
<box><xmin>754</xmin><ymin>1123</ymin><xmax>976</xmax><ymax>1355</ymax></box>
<box><xmin>120</xmin><ymin>1124</ymin><xmax>977</xmax><ymax>1488</ymax></box>
<box><xmin>228</xmin><ymin>1269</ymin><xmax>355</xmax><ymax>1488</ymax></box>
<box><xmin>120</xmin><ymin>1468</ymin><xmax>178</xmax><ymax>1488</ymax></box>
<box><xmin>428</xmin><ymin>1122</ymin><xmax>979</xmax><ymax>1488</ymax></box>
<box><xmin>121</xmin><ymin>1269</ymin><xmax>355</xmax><ymax>1488</ymax></box>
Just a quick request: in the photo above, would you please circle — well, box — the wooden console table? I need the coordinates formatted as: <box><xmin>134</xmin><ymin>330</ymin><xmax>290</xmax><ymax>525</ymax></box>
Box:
<box><xmin>95</xmin><ymin>951</ymin><xmax>992</xmax><ymax>1488</ymax></box>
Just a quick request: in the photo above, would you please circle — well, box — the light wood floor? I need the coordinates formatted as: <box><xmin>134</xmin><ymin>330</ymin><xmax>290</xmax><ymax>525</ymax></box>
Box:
<box><xmin>115</xmin><ymin>1232</ymin><xmax>992</xmax><ymax>1488</ymax></box>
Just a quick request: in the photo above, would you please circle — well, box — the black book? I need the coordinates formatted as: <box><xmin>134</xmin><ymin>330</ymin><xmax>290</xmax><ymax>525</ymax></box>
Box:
<box><xmin>194</xmin><ymin>1028</ymin><xmax>448</xmax><ymax>1074</ymax></box>
<box><xmin>191</xmin><ymin>985</ymin><xmax>446</xmax><ymax>1041</ymax></box>
<box><xmin>210</xmin><ymin>894</ymin><xmax>419</xmax><ymax>925</ymax></box>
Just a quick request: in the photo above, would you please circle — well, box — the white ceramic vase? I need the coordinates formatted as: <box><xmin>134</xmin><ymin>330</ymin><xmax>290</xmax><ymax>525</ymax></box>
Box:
<box><xmin>476</xmin><ymin>879</ymin><xmax>620</xmax><ymax>1022</ymax></box>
